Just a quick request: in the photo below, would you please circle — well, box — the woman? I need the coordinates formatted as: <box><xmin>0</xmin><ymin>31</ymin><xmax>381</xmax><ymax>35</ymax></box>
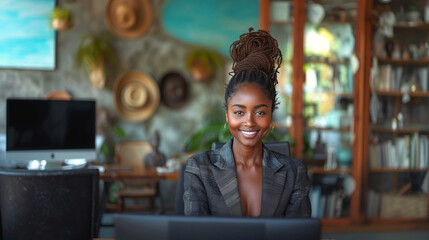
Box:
<box><xmin>184</xmin><ymin>28</ymin><xmax>311</xmax><ymax>218</ymax></box>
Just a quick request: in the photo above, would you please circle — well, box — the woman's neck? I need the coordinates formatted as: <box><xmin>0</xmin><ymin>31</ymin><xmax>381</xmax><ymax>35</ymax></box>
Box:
<box><xmin>232</xmin><ymin>140</ymin><xmax>263</xmax><ymax>168</ymax></box>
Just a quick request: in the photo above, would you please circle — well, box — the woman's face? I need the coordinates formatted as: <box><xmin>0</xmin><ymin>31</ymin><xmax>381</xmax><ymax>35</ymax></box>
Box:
<box><xmin>226</xmin><ymin>83</ymin><xmax>272</xmax><ymax>148</ymax></box>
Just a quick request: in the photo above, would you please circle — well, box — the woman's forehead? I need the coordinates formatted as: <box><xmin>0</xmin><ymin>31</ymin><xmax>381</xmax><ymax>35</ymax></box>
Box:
<box><xmin>228</xmin><ymin>83</ymin><xmax>271</xmax><ymax>106</ymax></box>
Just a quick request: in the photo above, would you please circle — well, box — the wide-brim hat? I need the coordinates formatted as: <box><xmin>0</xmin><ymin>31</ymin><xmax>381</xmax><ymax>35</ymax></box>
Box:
<box><xmin>159</xmin><ymin>72</ymin><xmax>189</xmax><ymax>109</ymax></box>
<box><xmin>105</xmin><ymin>0</ymin><xmax>153</xmax><ymax>39</ymax></box>
<box><xmin>114</xmin><ymin>70</ymin><xmax>160</xmax><ymax>122</ymax></box>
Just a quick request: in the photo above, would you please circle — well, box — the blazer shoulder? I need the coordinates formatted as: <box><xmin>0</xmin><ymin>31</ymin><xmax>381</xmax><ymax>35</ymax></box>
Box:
<box><xmin>271</xmin><ymin>151</ymin><xmax>306</xmax><ymax>171</ymax></box>
<box><xmin>186</xmin><ymin>150</ymin><xmax>219</xmax><ymax>167</ymax></box>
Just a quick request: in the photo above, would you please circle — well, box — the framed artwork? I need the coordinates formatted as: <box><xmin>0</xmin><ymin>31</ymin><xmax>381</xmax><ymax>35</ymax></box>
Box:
<box><xmin>0</xmin><ymin>0</ymin><xmax>56</xmax><ymax>70</ymax></box>
<box><xmin>162</xmin><ymin>0</ymin><xmax>258</xmax><ymax>57</ymax></box>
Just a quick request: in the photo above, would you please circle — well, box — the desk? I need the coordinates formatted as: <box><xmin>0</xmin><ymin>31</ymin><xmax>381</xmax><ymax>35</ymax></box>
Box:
<box><xmin>97</xmin><ymin>164</ymin><xmax>179</xmax><ymax>181</ymax></box>
<box><xmin>93</xmin><ymin>164</ymin><xmax>179</xmax><ymax>212</ymax></box>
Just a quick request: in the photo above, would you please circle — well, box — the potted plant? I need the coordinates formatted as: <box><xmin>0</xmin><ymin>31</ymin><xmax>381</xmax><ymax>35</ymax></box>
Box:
<box><xmin>75</xmin><ymin>35</ymin><xmax>116</xmax><ymax>88</ymax></box>
<box><xmin>51</xmin><ymin>7</ymin><xmax>72</xmax><ymax>31</ymax></box>
<box><xmin>186</xmin><ymin>48</ymin><xmax>223</xmax><ymax>82</ymax></box>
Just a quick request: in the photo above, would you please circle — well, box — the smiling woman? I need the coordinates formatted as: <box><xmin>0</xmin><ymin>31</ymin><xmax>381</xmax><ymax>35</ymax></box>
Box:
<box><xmin>183</xmin><ymin>28</ymin><xmax>311</xmax><ymax>218</ymax></box>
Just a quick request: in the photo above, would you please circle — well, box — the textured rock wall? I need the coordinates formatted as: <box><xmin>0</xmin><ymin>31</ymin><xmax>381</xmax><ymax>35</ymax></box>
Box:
<box><xmin>0</xmin><ymin>0</ymin><xmax>227</xmax><ymax>161</ymax></box>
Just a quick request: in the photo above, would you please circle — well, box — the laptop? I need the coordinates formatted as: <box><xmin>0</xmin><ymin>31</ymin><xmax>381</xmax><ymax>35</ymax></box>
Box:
<box><xmin>115</xmin><ymin>214</ymin><xmax>321</xmax><ymax>240</ymax></box>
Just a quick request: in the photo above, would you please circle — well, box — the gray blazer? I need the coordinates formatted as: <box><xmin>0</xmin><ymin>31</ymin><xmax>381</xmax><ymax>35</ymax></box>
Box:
<box><xmin>184</xmin><ymin>137</ymin><xmax>311</xmax><ymax>217</ymax></box>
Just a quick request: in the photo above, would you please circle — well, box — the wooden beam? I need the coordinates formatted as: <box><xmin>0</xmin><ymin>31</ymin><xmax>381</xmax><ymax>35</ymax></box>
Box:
<box><xmin>352</xmin><ymin>0</ymin><xmax>373</xmax><ymax>224</ymax></box>
<box><xmin>259</xmin><ymin>0</ymin><xmax>270</xmax><ymax>31</ymax></box>
<box><xmin>290</xmin><ymin>0</ymin><xmax>305</xmax><ymax>158</ymax></box>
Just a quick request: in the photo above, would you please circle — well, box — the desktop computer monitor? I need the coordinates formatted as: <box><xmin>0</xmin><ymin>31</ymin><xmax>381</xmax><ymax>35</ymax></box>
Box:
<box><xmin>114</xmin><ymin>215</ymin><xmax>321</xmax><ymax>240</ymax></box>
<box><xmin>6</xmin><ymin>98</ymin><xmax>96</xmax><ymax>168</ymax></box>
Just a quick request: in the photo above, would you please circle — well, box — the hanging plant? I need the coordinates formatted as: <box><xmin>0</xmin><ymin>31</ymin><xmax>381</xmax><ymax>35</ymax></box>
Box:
<box><xmin>51</xmin><ymin>7</ymin><xmax>72</xmax><ymax>31</ymax></box>
<box><xmin>75</xmin><ymin>35</ymin><xmax>116</xmax><ymax>89</ymax></box>
<box><xmin>186</xmin><ymin>48</ymin><xmax>223</xmax><ymax>82</ymax></box>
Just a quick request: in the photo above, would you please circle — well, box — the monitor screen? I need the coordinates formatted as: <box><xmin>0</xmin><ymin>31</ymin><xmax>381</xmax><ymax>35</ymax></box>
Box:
<box><xmin>6</xmin><ymin>98</ymin><xmax>96</xmax><ymax>166</ymax></box>
<box><xmin>114</xmin><ymin>215</ymin><xmax>321</xmax><ymax>240</ymax></box>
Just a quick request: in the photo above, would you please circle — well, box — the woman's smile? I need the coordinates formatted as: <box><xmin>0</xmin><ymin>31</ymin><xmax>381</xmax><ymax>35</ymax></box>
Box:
<box><xmin>240</xmin><ymin>129</ymin><xmax>259</xmax><ymax>138</ymax></box>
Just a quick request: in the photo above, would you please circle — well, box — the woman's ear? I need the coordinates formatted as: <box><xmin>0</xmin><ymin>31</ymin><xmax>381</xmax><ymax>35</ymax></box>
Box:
<box><xmin>225</xmin><ymin>111</ymin><xmax>229</xmax><ymax>123</ymax></box>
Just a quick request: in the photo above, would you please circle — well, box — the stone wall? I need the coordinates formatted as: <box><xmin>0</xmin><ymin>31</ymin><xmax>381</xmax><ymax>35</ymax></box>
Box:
<box><xmin>0</xmin><ymin>0</ymin><xmax>228</xmax><ymax>161</ymax></box>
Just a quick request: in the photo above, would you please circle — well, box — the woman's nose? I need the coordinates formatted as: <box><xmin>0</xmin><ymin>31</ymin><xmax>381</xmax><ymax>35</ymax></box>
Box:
<box><xmin>245</xmin><ymin>114</ymin><xmax>256</xmax><ymax>127</ymax></box>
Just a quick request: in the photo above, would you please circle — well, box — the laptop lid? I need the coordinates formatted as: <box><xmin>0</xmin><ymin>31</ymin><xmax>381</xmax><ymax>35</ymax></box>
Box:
<box><xmin>114</xmin><ymin>215</ymin><xmax>321</xmax><ymax>240</ymax></box>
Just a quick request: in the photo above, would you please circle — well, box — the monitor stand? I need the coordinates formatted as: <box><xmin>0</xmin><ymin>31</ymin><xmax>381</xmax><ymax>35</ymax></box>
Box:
<box><xmin>27</xmin><ymin>160</ymin><xmax>63</xmax><ymax>170</ymax></box>
<box><xmin>26</xmin><ymin>159</ymin><xmax>88</xmax><ymax>170</ymax></box>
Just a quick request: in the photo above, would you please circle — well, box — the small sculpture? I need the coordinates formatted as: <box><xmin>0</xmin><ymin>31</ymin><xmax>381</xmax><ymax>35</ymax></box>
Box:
<box><xmin>143</xmin><ymin>131</ymin><xmax>166</xmax><ymax>168</ymax></box>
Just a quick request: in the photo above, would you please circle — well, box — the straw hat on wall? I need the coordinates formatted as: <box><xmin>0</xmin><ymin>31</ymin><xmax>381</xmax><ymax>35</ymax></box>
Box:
<box><xmin>105</xmin><ymin>0</ymin><xmax>153</xmax><ymax>39</ymax></box>
<box><xmin>113</xmin><ymin>70</ymin><xmax>160</xmax><ymax>122</ymax></box>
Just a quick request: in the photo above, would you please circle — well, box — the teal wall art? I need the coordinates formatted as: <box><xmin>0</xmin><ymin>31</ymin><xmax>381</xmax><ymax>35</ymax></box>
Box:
<box><xmin>0</xmin><ymin>0</ymin><xmax>56</xmax><ymax>70</ymax></box>
<box><xmin>162</xmin><ymin>0</ymin><xmax>259</xmax><ymax>57</ymax></box>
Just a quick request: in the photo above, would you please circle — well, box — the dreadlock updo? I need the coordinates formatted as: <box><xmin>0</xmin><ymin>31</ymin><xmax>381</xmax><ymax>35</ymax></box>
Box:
<box><xmin>225</xmin><ymin>28</ymin><xmax>282</xmax><ymax>112</ymax></box>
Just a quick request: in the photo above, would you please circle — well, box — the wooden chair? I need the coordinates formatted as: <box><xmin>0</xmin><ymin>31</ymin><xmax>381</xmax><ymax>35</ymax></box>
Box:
<box><xmin>114</xmin><ymin>141</ymin><xmax>157</xmax><ymax>212</ymax></box>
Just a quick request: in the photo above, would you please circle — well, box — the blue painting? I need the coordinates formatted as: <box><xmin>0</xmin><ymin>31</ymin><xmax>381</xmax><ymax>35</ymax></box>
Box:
<box><xmin>0</xmin><ymin>0</ymin><xmax>56</xmax><ymax>70</ymax></box>
<box><xmin>162</xmin><ymin>0</ymin><xmax>259</xmax><ymax>57</ymax></box>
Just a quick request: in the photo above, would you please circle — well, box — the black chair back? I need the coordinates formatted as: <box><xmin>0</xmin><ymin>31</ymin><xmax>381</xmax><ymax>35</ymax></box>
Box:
<box><xmin>175</xmin><ymin>141</ymin><xmax>291</xmax><ymax>215</ymax></box>
<box><xmin>174</xmin><ymin>163</ymin><xmax>187</xmax><ymax>215</ymax></box>
<box><xmin>0</xmin><ymin>168</ymin><xmax>99</xmax><ymax>240</ymax></box>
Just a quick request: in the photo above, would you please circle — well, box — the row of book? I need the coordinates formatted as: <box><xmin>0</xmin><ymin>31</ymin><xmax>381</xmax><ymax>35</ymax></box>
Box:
<box><xmin>367</xmin><ymin>190</ymin><xmax>427</xmax><ymax>218</ymax></box>
<box><xmin>309</xmin><ymin>185</ymin><xmax>346</xmax><ymax>218</ymax></box>
<box><xmin>369</xmin><ymin>134</ymin><xmax>429</xmax><ymax>169</ymax></box>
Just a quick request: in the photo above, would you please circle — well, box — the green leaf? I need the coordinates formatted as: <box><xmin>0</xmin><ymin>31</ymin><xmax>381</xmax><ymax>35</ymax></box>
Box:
<box><xmin>114</xmin><ymin>126</ymin><xmax>126</xmax><ymax>137</ymax></box>
<box><xmin>51</xmin><ymin>7</ymin><xmax>71</xmax><ymax>20</ymax></box>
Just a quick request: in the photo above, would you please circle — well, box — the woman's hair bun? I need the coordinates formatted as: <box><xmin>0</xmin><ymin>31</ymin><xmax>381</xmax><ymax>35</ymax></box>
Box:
<box><xmin>230</xmin><ymin>27</ymin><xmax>282</xmax><ymax>85</ymax></box>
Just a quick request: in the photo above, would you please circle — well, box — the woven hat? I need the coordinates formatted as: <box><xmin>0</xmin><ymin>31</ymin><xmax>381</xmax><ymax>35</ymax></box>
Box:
<box><xmin>159</xmin><ymin>72</ymin><xmax>189</xmax><ymax>109</ymax></box>
<box><xmin>114</xmin><ymin>70</ymin><xmax>160</xmax><ymax>122</ymax></box>
<box><xmin>105</xmin><ymin>0</ymin><xmax>153</xmax><ymax>39</ymax></box>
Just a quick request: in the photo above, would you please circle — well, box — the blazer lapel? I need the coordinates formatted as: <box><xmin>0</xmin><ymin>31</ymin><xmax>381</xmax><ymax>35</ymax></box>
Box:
<box><xmin>260</xmin><ymin>147</ymin><xmax>287</xmax><ymax>217</ymax></box>
<box><xmin>210</xmin><ymin>138</ymin><xmax>242</xmax><ymax>216</ymax></box>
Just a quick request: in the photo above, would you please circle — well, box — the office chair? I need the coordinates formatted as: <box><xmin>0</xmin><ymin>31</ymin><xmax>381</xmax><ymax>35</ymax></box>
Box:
<box><xmin>174</xmin><ymin>141</ymin><xmax>291</xmax><ymax>215</ymax></box>
<box><xmin>0</xmin><ymin>168</ymin><xmax>99</xmax><ymax>240</ymax></box>
<box><xmin>114</xmin><ymin>141</ymin><xmax>157</xmax><ymax>212</ymax></box>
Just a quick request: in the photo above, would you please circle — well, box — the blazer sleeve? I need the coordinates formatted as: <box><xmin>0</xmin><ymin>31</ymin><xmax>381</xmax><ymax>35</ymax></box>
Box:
<box><xmin>183</xmin><ymin>157</ymin><xmax>209</xmax><ymax>216</ymax></box>
<box><xmin>284</xmin><ymin>159</ymin><xmax>312</xmax><ymax>218</ymax></box>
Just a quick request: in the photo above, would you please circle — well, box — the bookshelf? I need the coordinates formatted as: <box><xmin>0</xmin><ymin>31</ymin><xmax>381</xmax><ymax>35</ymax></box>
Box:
<box><xmin>260</xmin><ymin>0</ymin><xmax>429</xmax><ymax>229</ymax></box>
<box><xmin>260</xmin><ymin>0</ymin><xmax>363</xmax><ymax>226</ymax></box>
<box><xmin>366</xmin><ymin>0</ymin><xmax>429</xmax><ymax>224</ymax></box>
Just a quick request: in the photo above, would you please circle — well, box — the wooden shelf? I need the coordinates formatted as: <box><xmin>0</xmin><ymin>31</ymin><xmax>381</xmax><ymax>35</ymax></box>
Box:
<box><xmin>371</xmin><ymin>125</ymin><xmax>428</xmax><ymax>133</ymax></box>
<box><xmin>272</xmin><ymin>122</ymin><xmax>290</xmax><ymax>130</ymax></box>
<box><xmin>320</xmin><ymin>20</ymin><xmax>355</xmax><ymax>26</ymax></box>
<box><xmin>323</xmin><ymin>220</ymin><xmax>429</xmax><ymax>233</ymax></box>
<box><xmin>370</xmin><ymin>167</ymin><xmax>429</xmax><ymax>173</ymax></box>
<box><xmin>394</xmin><ymin>22</ymin><xmax>429</xmax><ymax>30</ymax></box>
<box><xmin>335</xmin><ymin>92</ymin><xmax>353</xmax><ymax>98</ymax></box>
<box><xmin>368</xmin><ymin>218</ymin><xmax>429</xmax><ymax>224</ymax></box>
<box><xmin>308</xmin><ymin>167</ymin><xmax>352</xmax><ymax>174</ymax></box>
<box><xmin>306</xmin><ymin>91</ymin><xmax>353</xmax><ymax>98</ymax></box>
<box><xmin>375</xmin><ymin>90</ymin><xmax>429</xmax><ymax>97</ymax></box>
<box><xmin>305</xmin><ymin>57</ymin><xmax>350</xmax><ymax>65</ymax></box>
<box><xmin>304</xmin><ymin>126</ymin><xmax>351</xmax><ymax>133</ymax></box>
<box><xmin>377</xmin><ymin>58</ymin><xmax>429</xmax><ymax>66</ymax></box>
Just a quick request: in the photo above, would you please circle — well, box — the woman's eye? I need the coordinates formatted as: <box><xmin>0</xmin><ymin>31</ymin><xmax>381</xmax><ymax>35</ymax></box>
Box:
<box><xmin>256</xmin><ymin>111</ymin><xmax>266</xmax><ymax>116</ymax></box>
<box><xmin>233</xmin><ymin>110</ymin><xmax>244</xmax><ymax>115</ymax></box>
